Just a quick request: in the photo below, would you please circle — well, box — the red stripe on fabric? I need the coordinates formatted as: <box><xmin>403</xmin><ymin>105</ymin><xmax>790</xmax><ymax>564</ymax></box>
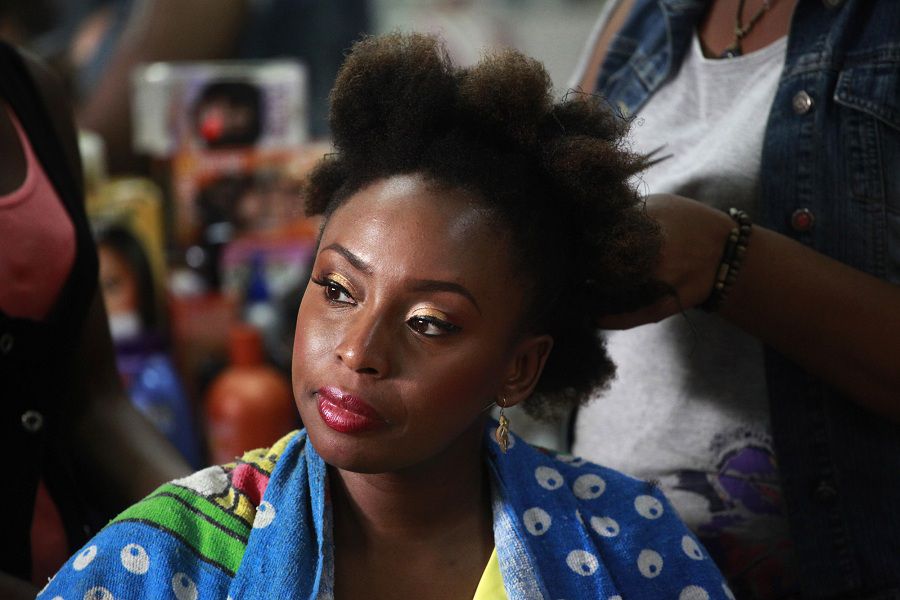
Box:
<box><xmin>231</xmin><ymin>463</ymin><xmax>270</xmax><ymax>506</ymax></box>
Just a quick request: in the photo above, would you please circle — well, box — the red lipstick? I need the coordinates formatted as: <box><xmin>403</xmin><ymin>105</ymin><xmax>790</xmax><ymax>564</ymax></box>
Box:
<box><xmin>316</xmin><ymin>386</ymin><xmax>386</xmax><ymax>433</ymax></box>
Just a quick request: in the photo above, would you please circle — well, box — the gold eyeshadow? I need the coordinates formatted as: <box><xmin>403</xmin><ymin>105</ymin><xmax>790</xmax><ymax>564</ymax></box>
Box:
<box><xmin>327</xmin><ymin>272</ymin><xmax>354</xmax><ymax>291</ymax></box>
<box><xmin>409</xmin><ymin>307</ymin><xmax>450</xmax><ymax>321</ymax></box>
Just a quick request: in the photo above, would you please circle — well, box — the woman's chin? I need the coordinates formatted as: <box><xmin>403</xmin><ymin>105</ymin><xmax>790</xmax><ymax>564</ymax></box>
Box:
<box><xmin>306</xmin><ymin>424</ymin><xmax>397</xmax><ymax>474</ymax></box>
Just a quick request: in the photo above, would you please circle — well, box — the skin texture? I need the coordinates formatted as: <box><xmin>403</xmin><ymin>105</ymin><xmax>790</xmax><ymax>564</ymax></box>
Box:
<box><xmin>292</xmin><ymin>174</ymin><xmax>552</xmax><ymax>599</ymax></box>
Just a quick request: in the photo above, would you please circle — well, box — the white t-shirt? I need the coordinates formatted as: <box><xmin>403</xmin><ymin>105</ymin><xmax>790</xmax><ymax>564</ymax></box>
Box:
<box><xmin>571</xmin><ymin>7</ymin><xmax>798</xmax><ymax>598</ymax></box>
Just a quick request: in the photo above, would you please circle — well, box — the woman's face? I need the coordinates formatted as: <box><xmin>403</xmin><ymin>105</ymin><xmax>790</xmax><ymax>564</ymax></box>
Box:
<box><xmin>292</xmin><ymin>174</ymin><xmax>546</xmax><ymax>474</ymax></box>
<box><xmin>98</xmin><ymin>244</ymin><xmax>140</xmax><ymax>317</ymax></box>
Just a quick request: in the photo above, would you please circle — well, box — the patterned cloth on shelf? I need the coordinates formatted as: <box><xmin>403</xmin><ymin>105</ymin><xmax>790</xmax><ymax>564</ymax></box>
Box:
<box><xmin>38</xmin><ymin>423</ymin><xmax>731</xmax><ymax>599</ymax></box>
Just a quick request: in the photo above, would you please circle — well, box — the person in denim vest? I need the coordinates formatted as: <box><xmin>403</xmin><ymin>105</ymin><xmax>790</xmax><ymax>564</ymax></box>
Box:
<box><xmin>570</xmin><ymin>1</ymin><xmax>900</xmax><ymax>598</ymax></box>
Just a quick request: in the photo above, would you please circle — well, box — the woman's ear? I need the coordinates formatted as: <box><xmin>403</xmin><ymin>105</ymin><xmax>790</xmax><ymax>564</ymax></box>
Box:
<box><xmin>500</xmin><ymin>334</ymin><xmax>553</xmax><ymax>407</ymax></box>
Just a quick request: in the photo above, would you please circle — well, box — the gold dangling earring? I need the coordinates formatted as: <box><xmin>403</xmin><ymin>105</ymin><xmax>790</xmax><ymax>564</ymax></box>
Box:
<box><xmin>495</xmin><ymin>397</ymin><xmax>510</xmax><ymax>453</ymax></box>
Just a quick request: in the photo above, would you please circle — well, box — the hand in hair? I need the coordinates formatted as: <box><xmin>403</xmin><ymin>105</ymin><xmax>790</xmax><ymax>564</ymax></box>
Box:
<box><xmin>597</xmin><ymin>194</ymin><xmax>734</xmax><ymax>329</ymax></box>
<box><xmin>598</xmin><ymin>193</ymin><xmax>900</xmax><ymax>418</ymax></box>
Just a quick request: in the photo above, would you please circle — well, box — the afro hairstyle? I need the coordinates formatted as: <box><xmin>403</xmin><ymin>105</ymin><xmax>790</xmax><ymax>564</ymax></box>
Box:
<box><xmin>304</xmin><ymin>33</ymin><xmax>665</xmax><ymax>418</ymax></box>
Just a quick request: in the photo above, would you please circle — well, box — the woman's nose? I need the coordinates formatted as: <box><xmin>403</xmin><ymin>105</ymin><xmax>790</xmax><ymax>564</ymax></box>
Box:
<box><xmin>335</xmin><ymin>309</ymin><xmax>391</xmax><ymax>377</ymax></box>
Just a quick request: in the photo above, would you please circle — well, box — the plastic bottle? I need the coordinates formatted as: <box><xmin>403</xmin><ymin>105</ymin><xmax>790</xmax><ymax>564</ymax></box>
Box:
<box><xmin>204</xmin><ymin>324</ymin><xmax>297</xmax><ymax>464</ymax></box>
<box><xmin>122</xmin><ymin>345</ymin><xmax>204</xmax><ymax>468</ymax></box>
<box><xmin>244</xmin><ymin>252</ymin><xmax>281</xmax><ymax>359</ymax></box>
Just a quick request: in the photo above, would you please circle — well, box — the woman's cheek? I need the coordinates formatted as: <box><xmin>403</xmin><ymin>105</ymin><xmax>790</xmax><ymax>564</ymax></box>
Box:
<box><xmin>293</xmin><ymin>301</ymin><xmax>336</xmax><ymax>377</ymax></box>
<box><xmin>428</xmin><ymin>354</ymin><xmax>499</xmax><ymax>406</ymax></box>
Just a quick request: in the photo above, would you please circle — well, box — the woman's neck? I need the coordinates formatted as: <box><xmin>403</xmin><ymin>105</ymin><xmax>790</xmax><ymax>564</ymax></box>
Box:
<box><xmin>699</xmin><ymin>0</ymin><xmax>797</xmax><ymax>58</ymax></box>
<box><xmin>330</xmin><ymin>421</ymin><xmax>492</xmax><ymax>544</ymax></box>
<box><xmin>329</xmin><ymin>421</ymin><xmax>495</xmax><ymax>599</ymax></box>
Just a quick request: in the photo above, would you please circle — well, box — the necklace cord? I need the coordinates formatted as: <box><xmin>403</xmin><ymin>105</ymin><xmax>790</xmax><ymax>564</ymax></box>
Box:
<box><xmin>724</xmin><ymin>0</ymin><xmax>773</xmax><ymax>57</ymax></box>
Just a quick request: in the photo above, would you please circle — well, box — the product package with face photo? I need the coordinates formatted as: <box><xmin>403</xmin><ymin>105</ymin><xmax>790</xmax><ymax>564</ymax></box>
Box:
<box><xmin>130</xmin><ymin>60</ymin><xmax>328</xmax><ymax>293</ymax></box>
<box><xmin>132</xmin><ymin>60</ymin><xmax>309</xmax><ymax>156</ymax></box>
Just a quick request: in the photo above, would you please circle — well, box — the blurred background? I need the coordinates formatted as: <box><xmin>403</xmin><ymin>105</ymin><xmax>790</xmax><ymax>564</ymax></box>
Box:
<box><xmin>1</xmin><ymin>0</ymin><xmax>603</xmax><ymax>466</ymax></box>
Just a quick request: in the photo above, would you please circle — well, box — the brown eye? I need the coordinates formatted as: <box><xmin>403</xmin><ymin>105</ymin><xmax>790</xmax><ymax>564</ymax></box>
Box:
<box><xmin>406</xmin><ymin>315</ymin><xmax>461</xmax><ymax>337</ymax></box>
<box><xmin>408</xmin><ymin>316</ymin><xmax>430</xmax><ymax>334</ymax></box>
<box><xmin>312</xmin><ymin>277</ymin><xmax>355</xmax><ymax>305</ymax></box>
<box><xmin>325</xmin><ymin>282</ymin><xmax>344</xmax><ymax>302</ymax></box>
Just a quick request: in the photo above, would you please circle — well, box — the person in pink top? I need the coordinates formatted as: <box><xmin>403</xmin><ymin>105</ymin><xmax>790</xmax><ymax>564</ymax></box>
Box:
<box><xmin>0</xmin><ymin>41</ymin><xmax>190</xmax><ymax>599</ymax></box>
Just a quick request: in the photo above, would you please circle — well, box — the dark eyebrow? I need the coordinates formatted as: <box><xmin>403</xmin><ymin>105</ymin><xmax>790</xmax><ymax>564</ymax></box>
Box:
<box><xmin>321</xmin><ymin>243</ymin><xmax>481</xmax><ymax>313</ymax></box>
<box><xmin>410</xmin><ymin>280</ymin><xmax>481</xmax><ymax>314</ymax></box>
<box><xmin>321</xmin><ymin>243</ymin><xmax>373</xmax><ymax>275</ymax></box>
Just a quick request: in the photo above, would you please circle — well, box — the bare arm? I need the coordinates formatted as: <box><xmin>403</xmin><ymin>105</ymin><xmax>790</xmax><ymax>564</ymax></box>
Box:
<box><xmin>70</xmin><ymin>290</ymin><xmax>191</xmax><ymax>510</ymax></box>
<box><xmin>79</xmin><ymin>0</ymin><xmax>248</xmax><ymax>173</ymax></box>
<box><xmin>599</xmin><ymin>194</ymin><xmax>900</xmax><ymax>419</ymax></box>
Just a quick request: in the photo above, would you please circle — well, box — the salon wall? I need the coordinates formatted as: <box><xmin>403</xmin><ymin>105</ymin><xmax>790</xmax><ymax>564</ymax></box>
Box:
<box><xmin>372</xmin><ymin>0</ymin><xmax>605</xmax><ymax>92</ymax></box>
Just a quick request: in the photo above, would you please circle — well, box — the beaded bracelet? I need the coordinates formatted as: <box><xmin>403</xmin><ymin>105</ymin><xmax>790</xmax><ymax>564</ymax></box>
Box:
<box><xmin>700</xmin><ymin>208</ymin><xmax>752</xmax><ymax>312</ymax></box>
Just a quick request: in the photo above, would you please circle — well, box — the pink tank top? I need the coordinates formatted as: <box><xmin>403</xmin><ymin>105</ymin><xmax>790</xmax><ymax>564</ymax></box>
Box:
<box><xmin>0</xmin><ymin>104</ymin><xmax>76</xmax><ymax>320</ymax></box>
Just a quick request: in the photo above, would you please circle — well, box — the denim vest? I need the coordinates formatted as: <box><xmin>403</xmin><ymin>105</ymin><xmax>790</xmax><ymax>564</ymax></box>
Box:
<box><xmin>594</xmin><ymin>1</ymin><xmax>900</xmax><ymax>597</ymax></box>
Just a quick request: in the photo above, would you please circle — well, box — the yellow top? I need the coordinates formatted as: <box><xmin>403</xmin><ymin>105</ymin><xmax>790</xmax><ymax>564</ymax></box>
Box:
<box><xmin>473</xmin><ymin>547</ymin><xmax>507</xmax><ymax>600</ymax></box>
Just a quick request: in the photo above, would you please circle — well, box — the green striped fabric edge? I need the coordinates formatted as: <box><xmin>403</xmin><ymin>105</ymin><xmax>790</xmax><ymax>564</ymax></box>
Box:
<box><xmin>110</xmin><ymin>483</ymin><xmax>252</xmax><ymax>575</ymax></box>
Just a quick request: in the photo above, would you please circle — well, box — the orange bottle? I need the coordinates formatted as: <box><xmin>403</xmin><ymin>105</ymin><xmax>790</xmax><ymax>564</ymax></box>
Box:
<box><xmin>204</xmin><ymin>324</ymin><xmax>297</xmax><ymax>464</ymax></box>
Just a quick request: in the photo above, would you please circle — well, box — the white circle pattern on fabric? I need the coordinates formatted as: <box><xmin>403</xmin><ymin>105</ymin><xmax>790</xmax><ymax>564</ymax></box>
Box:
<box><xmin>637</xmin><ymin>549</ymin><xmax>663</xmax><ymax>578</ymax></box>
<box><xmin>681</xmin><ymin>535</ymin><xmax>704</xmax><ymax>560</ymax></box>
<box><xmin>573</xmin><ymin>474</ymin><xmax>606</xmax><ymax>500</ymax></box>
<box><xmin>679</xmin><ymin>585</ymin><xmax>710</xmax><ymax>600</ymax></box>
<box><xmin>634</xmin><ymin>494</ymin><xmax>664</xmax><ymax>519</ymax></box>
<box><xmin>609</xmin><ymin>596</ymin><xmax>623</xmax><ymax>600</ymax></box>
<box><xmin>535</xmin><ymin>466</ymin><xmax>564</xmax><ymax>490</ymax></box>
<box><xmin>51</xmin><ymin>596</ymin><xmax>63</xmax><ymax>600</ymax></box>
<box><xmin>83</xmin><ymin>587</ymin><xmax>113</xmax><ymax>600</ymax></box>
<box><xmin>73</xmin><ymin>545</ymin><xmax>98</xmax><ymax>571</ymax></box>
<box><xmin>253</xmin><ymin>501</ymin><xmax>276</xmax><ymax>529</ymax></box>
<box><xmin>723</xmin><ymin>582</ymin><xmax>736</xmax><ymax>600</ymax></box>
<box><xmin>590</xmin><ymin>516</ymin><xmax>620</xmax><ymax>538</ymax></box>
<box><xmin>565</xmin><ymin>550</ymin><xmax>599</xmax><ymax>576</ymax></box>
<box><xmin>120</xmin><ymin>543</ymin><xmax>150</xmax><ymax>574</ymax></box>
<box><xmin>172</xmin><ymin>572</ymin><xmax>199</xmax><ymax>600</ymax></box>
<box><xmin>523</xmin><ymin>507</ymin><xmax>552</xmax><ymax>536</ymax></box>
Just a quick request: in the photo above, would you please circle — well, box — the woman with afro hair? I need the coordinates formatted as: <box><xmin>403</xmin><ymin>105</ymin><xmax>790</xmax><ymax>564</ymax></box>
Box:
<box><xmin>40</xmin><ymin>33</ymin><xmax>729</xmax><ymax>599</ymax></box>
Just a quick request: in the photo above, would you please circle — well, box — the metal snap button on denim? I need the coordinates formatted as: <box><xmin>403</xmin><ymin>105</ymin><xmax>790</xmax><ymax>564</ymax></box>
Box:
<box><xmin>790</xmin><ymin>208</ymin><xmax>815</xmax><ymax>232</ymax></box>
<box><xmin>813</xmin><ymin>480</ymin><xmax>838</xmax><ymax>504</ymax></box>
<box><xmin>0</xmin><ymin>332</ymin><xmax>13</xmax><ymax>355</ymax></box>
<box><xmin>21</xmin><ymin>410</ymin><xmax>44</xmax><ymax>433</ymax></box>
<box><xmin>792</xmin><ymin>91</ymin><xmax>814</xmax><ymax>115</ymax></box>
